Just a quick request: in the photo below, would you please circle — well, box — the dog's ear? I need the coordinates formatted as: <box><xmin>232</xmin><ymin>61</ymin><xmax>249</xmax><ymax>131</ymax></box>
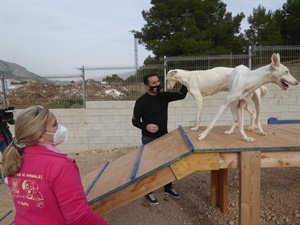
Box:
<box><xmin>271</xmin><ymin>53</ymin><xmax>280</xmax><ymax>67</ymax></box>
<box><xmin>167</xmin><ymin>70</ymin><xmax>177</xmax><ymax>78</ymax></box>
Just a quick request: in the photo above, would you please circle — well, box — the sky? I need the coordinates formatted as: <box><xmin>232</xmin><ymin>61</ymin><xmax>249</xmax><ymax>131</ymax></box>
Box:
<box><xmin>0</xmin><ymin>0</ymin><xmax>287</xmax><ymax>75</ymax></box>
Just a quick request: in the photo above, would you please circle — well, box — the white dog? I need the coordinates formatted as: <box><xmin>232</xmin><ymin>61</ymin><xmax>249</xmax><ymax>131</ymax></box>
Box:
<box><xmin>198</xmin><ymin>53</ymin><xmax>299</xmax><ymax>142</ymax></box>
<box><xmin>167</xmin><ymin>67</ymin><xmax>267</xmax><ymax>134</ymax></box>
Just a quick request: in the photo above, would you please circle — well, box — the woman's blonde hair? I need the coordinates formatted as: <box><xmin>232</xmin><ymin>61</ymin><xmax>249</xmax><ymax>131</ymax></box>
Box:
<box><xmin>1</xmin><ymin>105</ymin><xmax>49</xmax><ymax>176</ymax></box>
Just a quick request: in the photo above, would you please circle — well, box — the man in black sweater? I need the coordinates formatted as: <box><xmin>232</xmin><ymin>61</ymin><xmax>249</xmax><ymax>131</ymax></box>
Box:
<box><xmin>132</xmin><ymin>73</ymin><xmax>188</xmax><ymax>205</ymax></box>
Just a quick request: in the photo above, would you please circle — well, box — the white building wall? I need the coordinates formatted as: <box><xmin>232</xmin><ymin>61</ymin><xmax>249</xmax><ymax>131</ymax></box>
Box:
<box><xmin>10</xmin><ymin>84</ymin><xmax>299</xmax><ymax>153</ymax></box>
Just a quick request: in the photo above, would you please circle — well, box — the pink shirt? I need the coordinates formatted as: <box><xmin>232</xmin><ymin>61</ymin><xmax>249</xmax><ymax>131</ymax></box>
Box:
<box><xmin>7</xmin><ymin>145</ymin><xmax>109</xmax><ymax>225</ymax></box>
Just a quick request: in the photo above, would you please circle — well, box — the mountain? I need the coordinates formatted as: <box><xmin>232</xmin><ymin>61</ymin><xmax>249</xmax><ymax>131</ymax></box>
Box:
<box><xmin>0</xmin><ymin>60</ymin><xmax>48</xmax><ymax>81</ymax></box>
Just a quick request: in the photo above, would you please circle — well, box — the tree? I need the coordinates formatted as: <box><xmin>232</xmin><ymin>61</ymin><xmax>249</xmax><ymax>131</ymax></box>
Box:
<box><xmin>278</xmin><ymin>0</ymin><xmax>300</xmax><ymax>44</ymax></box>
<box><xmin>135</xmin><ymin>0</ymin><xmax>245</xmax><ymax>62</ymax></box>
<box><xmin>103</xmin><ymin>74</ymin><xmax>124</xmax><ymax>83</ymax></box>
<box><xmin>245</xmin><ymin>5</ymin><xmax>282</xmax><ymax>46</ymax></box>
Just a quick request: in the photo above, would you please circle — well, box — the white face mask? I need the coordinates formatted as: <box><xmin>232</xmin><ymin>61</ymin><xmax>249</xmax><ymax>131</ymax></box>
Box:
<box><xmin>45</xmin><ymin>124</ymin><xmax>68</xmax><ymax>146</ymax></box>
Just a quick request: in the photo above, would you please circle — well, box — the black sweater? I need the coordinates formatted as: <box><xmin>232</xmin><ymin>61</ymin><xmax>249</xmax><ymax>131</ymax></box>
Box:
<box><xmin>132</xmin><ymin>85</ymin><xmax>187</xmax><ymax>138</ymax></box>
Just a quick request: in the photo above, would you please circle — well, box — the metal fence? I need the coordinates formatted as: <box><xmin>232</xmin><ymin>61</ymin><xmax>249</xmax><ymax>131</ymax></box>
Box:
<box><xmin>4</xmin><ymin>45</ymin><xmax>300</xmax><ymax>109</ymax></box>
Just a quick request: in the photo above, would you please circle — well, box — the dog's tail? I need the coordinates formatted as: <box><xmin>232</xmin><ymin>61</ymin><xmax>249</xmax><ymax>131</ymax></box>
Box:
<box><xmin>260</xmin><ymin>85</ymin><xmax>268</xmax><ymax>97</ymax></box>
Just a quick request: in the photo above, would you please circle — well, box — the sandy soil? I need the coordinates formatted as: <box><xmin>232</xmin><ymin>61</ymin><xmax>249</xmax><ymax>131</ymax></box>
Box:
<box><xmin>1</xmin><ymin>147</ymin><xmax>299</xmax><ymax>225</ymax></box>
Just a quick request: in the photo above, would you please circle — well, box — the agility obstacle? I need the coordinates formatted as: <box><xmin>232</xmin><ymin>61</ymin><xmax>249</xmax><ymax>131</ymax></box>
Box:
<box><xmin>1</xmin><ymin>124</ymin><xmax>299</xmax><ymax>225</ymax></box>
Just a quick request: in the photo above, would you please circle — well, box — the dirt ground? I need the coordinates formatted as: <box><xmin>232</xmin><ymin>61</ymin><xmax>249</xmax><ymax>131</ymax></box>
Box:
<box><xmin>1</xmin><ymin>147</ymin><xmax>299</xmax><ymax>225</ymax></box>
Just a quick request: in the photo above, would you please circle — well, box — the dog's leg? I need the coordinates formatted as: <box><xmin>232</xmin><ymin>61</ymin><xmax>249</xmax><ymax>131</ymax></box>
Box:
<box><xmin>225</xmin><ymin>102</ymin><xmax>238</xmax><ymax>135</ymax></box>
<box><xmin>198</xmin><ymin>98</ymin><xmax>231</xmax><ymax>140</ymax></box>
<box><xmin>237</xmin><ymin>100</ymin><xmax>254</xmax><ymax>142</ymax></box>
<box><xmin>244</xmin><ymin>104</ymin><xmax>257</xmax><ymax>130</ymax></box>
<box><xmin>252</xmin><ymin>90</ymin><xmax>266</xmax><ymax>135</ymax></box>
<box><xmin>189</xmin><ymin>91</ymin><xmax>203</xmax><ymax>131</ymax></box>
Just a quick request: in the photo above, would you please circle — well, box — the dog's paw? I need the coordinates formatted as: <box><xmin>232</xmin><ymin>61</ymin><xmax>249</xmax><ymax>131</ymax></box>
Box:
<box><xmin>224</xmin><ymin>130</ymin><xmax>232</xmax><ymax>135</ymax></box>
<box><xmin>259</xmin><ymin>131</ymin><xmax>267</xmax><ymax>136</ymax></box>
<box><xmin>198</xmin><ymin>133</ymin><xmax>206</xmax><ymax>141</ymax></box>
<box><xmin>191</xmin><ymin>127</ymin><xmax>198</xmax><ymax>131</ymax></box>
<box><xmin>243</xmin><ymin>136</ymin><xmax>254</xmax><ymax>142</ymax></box>
<box><xmin>248</xmin><ymin>125</ymin><xmax>258</xmax><ymax>131</ymax></box>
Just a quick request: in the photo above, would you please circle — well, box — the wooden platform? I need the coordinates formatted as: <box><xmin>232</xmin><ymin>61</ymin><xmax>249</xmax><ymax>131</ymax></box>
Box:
<box><xmin>1</xmin><ymin>124</ymin><xmax>299</xmax><ymax>225</ymax></box>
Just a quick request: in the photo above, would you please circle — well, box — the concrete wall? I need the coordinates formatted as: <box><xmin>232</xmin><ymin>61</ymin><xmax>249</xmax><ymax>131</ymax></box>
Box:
<box><xmin>11</xmin><ymin>84</ymin><xmax>299</xmax><ymax>153</ymax></box>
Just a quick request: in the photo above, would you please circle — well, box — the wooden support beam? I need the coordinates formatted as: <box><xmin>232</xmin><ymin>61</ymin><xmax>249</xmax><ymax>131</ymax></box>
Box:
<box><xmin>259</xmin><ymin>152</ymin><xmax>300</xmax><ymax>167</ymax></box>
<box><xmin>219</xmin><ymin>151</ymin><xmax>300</xmax><ymax>169</ymax></box>
<box><xmin>219</xmin><ymin>169</ymin><xmax>228</xmax><ymax>213</ymax></box>
<box><xmin>239</xmin><ymin>151</ymin><xmax>261</xmax><ymax>225</ymax></box>
<box><xmin>170</xmin><ymin>153</ymin><xmax>220</xmax><ymax>179</ymax></box>
<box><xmin>90</xmin><ymin>166</ymin><xmax>176</xmax><ymax>215</ymax></box>
<box><xmin>210</xmin><ymin>169</ymin><xmax>228</xmax><ymax>213</ymax></box>
<box><xmin>211</xmin><ymin>170</ymin><xmax>219</xmax><ymax>208</ymax></box>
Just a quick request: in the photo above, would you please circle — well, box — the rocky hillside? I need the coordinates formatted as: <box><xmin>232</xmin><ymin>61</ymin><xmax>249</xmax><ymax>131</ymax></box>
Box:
<box><xmin>0</xmin><ymin>60</ymin><xmax>47</xmax><ymax>81</ymax></box>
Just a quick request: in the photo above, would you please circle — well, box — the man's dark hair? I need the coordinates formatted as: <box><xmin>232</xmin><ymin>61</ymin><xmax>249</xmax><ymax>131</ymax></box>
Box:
<box><xmin>143</xmin><ymin>73</ymin><xmax>158</xmax><ymax>85</ymax></box>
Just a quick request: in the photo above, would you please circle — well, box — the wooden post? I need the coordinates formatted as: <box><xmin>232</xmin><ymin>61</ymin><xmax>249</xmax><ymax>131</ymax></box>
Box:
<box><xmin>239</xmin><ymin>151</ymin><xmax>261</xmax><ymax>225</ymax></box>
<box><xmin>211</xmin><ymin>169</ymin><xmax>228</xmax><ymax>213</ymax></box>
<box><xmin>211</xmin><ymin>170</ymin><xmax>219</xmax><ymax>208</ymax></box>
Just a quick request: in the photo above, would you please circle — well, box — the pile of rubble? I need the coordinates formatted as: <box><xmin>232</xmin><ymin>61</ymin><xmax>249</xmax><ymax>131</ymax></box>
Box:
<box><xmin>6</xmin><ymin>79</ymin><xmax>129</xmax><ymax>108</ymax></box>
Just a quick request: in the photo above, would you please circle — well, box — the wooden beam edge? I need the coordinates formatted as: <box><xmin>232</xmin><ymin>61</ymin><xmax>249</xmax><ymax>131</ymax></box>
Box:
<box><xmin>90</xmin><ymin>166</ymin><xmax>176</xmax><ymax>215</ymax></box>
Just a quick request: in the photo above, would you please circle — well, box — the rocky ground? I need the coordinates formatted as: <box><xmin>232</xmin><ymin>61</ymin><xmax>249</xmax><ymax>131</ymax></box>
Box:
<box><xmin>1</xmin><ymin>147</ymin><xmax>299</xmax><ymax>225</ymax></box>
<box><xmin>5</xmin><ymin>79</ymin><xmax>130</xmax><ymax>108</ymax></box>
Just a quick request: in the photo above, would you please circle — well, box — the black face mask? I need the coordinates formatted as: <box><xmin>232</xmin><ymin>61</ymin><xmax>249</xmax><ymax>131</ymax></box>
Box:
<box><xmin>149</xmin><ymin>84</ymin><xmax>161</xmax><ymax>93</ymax></box>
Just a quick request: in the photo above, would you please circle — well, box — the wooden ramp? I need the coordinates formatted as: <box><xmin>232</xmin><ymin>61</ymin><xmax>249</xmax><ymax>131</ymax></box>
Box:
<box><xmin>84</xmin><ymin>127</ymin><xmax>193</xmax><ymax>215</ymax></box>
<box><xmin>1</xmin><ymin>124</ymin><xmax>300</xmax><ymax>225</ymax></box>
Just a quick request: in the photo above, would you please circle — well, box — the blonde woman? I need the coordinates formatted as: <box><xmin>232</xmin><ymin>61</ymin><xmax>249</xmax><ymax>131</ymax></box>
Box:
<box><xmin>2</xmin><ymin>105</ymin><xmax>109</xmax><ymax>225</ymax></box>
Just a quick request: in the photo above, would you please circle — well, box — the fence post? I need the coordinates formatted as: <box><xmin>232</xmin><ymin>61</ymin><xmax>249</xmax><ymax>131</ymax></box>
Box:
<box><xmin>79</xmin><ymin>66</ymin><xmax>86</xmax><ymax>108</ymax></box>
<box><xmin>248</xmin><ymin>45</ymin><xmax>252</xmax><ymax>70</ymax></box>
<box><xmin>0</xmin><ymin>75</ymin><xmax>7</xmax><ymax>108</ymax></box>
<box><xmin>229</xmin><ymin>50</ymin><xmax>232</xmax><ymax>67</ymax></box>
<box><xmin>164</xmin><ymin>56</ymin><xmax>167</xmax><ymax>91</ymax></box>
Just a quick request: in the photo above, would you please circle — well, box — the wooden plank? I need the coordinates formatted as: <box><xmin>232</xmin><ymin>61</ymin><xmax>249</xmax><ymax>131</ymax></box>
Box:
<box><xmin>210</xmin><ymin>170</ymin><xmax>228</xmax><ymax>213</ymax></box>
<box><xmin>185</xmin><ymin>124</ymin><xmax>300</xmax><ymax>152</ymax></box>
<box><xmin>130</xmin><ymin>145</ymin><xmax>144</xmax><ymax>180</ymax></box>
<box><xmin>170</xmin><ymin>153</ymin><xmax>220</xmax><ymax>179</ymax></box>
<box><xmin>0</xmin><ymin>210</ymin><xmax>14</xmax><ymax>225</ymax></box>
<box><xmin>84</xmin><ymin>162</ymin><xmax>109</xmax><ymax>196</ymax></box>
<box><xmin>219</xmin><ymin>169</ymin><xmax>228</xmax><ymax>213</ymax></box>
<box><xmin>137</xmin><ymin>128</ymin><xmax>191</xmax><ymax>177</ymax></box>
<box><xmin>239</xmin><ymin>152</ymin><xmax>261</xmax><ymax>225</ymax></box>
<box><xmin>260</xmin><ymin>152</ymin><xmax>300</xmax><ymax>167</ymax></box>
<box><xmin>218</xmin><ymin>151</ymin><xmax>300</xmax><ymax>169</ymax></box>
<box><xmin>219</xmin><ymin>153</ymin><xmax>239</xmax><ymax>168</ymax></box>
<box><xmin>90</xmin><ymin>166</ymin><xmax>176</xmax><ymax>215</ymax></box>
<box><xmin>211</xmin><ymin>170</ymin><xmax>219</xmax><ymax>208</ymax></box>
<box><xmin>85</xmin><ymin>148</ymin><xmax>140</xmax><ymax>201</ymax></box>
<box><xmin>266</xmin><ymin>124</ymin><xmax>300</xmax><ymax>136</ymax></box>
